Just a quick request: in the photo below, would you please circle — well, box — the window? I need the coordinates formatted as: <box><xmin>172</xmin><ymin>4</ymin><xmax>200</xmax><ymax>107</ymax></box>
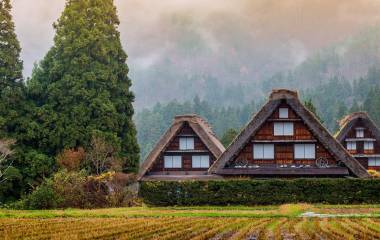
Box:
<box><xmin>294</xmin><ymin>144</ymin><xmax>315</xmax><ymax>159</ymax></box>
<box><xmin>279</xmin><ymin>108</ymin><xmax>289</xmax><ymax>118</ymax></box>
<box><xmin>192</xmin><ymin>155</ymin><xmax>210</xmax><ymax>168</ymax></box>
<box><xmin>356</xmin><ymin>128</ymin><xmax>364</xmax><ymax>138</ymax></box>
<box><xmin>179</xmin><ymin>137</ymin><xmax>194</xmax><ymax>150</ymax></box>
<box><xmin>364</xmin><ymin>141</ymin><xmax>374</xmax><ymax>150</ymax></box>
<box><xmin>274</xmin><ymin>122</ymin><xmax>294</xmax><ymax>136</ymax></box>
<box><xmin>347</xmin><ymin>142</ymin><xmax>357</xmax><ymax>150</ymax></box>
<box><xmin>253</xmin><ymin>144</ymin><xmax>274</xmax><ymax>159</ymax></box>
<box><xmin>368</xmin><ymin>157</ymin><xmax>380</xmax><ymax>166</ymax></box>
<box><xmin>164</xmin><ymin>156</ymin><xmax>182</xmax><ymax>168</ymax></box>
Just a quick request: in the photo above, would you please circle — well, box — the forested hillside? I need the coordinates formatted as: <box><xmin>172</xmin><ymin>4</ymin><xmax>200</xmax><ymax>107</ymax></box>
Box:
<box><xmin>136</xmin><ymin>26</ymin><xmax>380</xmax><ymax>160</ymax></box>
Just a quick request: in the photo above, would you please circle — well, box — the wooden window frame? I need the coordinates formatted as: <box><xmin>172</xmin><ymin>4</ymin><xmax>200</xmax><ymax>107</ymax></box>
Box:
<box><xmin>294</xmin><ymin>144</ymin><xmax>316</xmax><ymax>159</ymax></box>
<box><xmin>279</xmin><ymin>108</ymin><xmax>289</xmax><ymax>119</ymax></box>
<box><xmin>179</xmin><ymin>137</ymin><xmax>194</xmax><ymax>150</ymax></box>
<box><xmin>164</xmin><ymin>155</ymin><xmax>182</xmax><ymax>168</ymax></box>
<box><xmin>274</xmin><ymin>122</ymin><xmax>294</xmax><ymax>136</ymax></box>
<box><xmin>253</xmin><ymin>144</ymin><xmax>275</xmax><ymax>160</ymax></box>
<box><xmin>192</xmin><ymin>155</ymin><xmax>210</xmax><ymax>168</ymax></box>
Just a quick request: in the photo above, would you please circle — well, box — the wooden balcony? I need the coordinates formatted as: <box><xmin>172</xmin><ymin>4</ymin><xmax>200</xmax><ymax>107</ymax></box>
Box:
<box><xmin>218</xmin><ymin>166</ymin><xmax>349</xmax><ymax>176</ymax></box>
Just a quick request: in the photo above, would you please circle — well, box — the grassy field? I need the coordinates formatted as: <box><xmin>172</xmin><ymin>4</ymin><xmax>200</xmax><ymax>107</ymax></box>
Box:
<box><xmin>1</xmin><ymin>204</ymin><xmax>380</xmax><ymax>239</ymax></box>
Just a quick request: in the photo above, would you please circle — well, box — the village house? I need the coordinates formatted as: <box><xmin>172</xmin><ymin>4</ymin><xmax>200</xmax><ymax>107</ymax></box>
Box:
<box><xmin>139</xmin><ymin>89</ymin><xmax>370</xmax><ymax>180</ymax></box>
<box><xmin>336</xmin><ymin>112</ymin><xmax>380</xmax><ymax>171</ymax></box>
<box><xmin>137</xmin><ymin>115</ymin><xmax>225</xmax><ymax>180</ymax></box>
<box><xmin>209</xmin><ymin>89</ymin><xmax>369</xmax><ymax>178</ymax></box>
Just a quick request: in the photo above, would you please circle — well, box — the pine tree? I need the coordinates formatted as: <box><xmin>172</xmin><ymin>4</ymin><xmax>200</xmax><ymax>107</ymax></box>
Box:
<box><xmin>28</xmin><ymin>0</ymin><xmax>139</xmax><ymax>172</ymax></box>
<box><xmin>304</xmin><ymin>98</ymin><xmax>323</xmax><ymax>123</ymax></box>
<box><xmin>0</xmin><ymin>0</ymin><xmax>24</xmax><ymax>136</ymax></box>
<box><xmin>221</xmin><ymin>128</ymin><xmax>239</xmax><ymax>147</ymax></box>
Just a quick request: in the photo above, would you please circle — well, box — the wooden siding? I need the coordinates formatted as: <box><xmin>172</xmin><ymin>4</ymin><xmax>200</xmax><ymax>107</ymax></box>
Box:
<box><xmin>230</xmin><ymin>103</ymin><xmax>339</xmax><ymax>167</ymax></box>
<box><xmin>148</xmin><ymin>123</ymin><xmax>215</xmax><ymax>173</ymax></box>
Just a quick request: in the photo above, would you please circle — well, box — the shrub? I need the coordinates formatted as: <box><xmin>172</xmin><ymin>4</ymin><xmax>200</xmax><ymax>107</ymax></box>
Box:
<box><xmin>368</xmin><ymin>170</ymin><xmax>380</xmax><ymax>178</ymax></box>
<box><xmin>23</xmin><ymin>179</ymin><xmax>61</xmax><ymax>209</ymax></box>
<box><xmin>52</xmin><ymin>170</ymin><xmax>87</xmax><ymax>208</ymax></box>
<box><xmin>140</xmin><ymin>178</ymin><xmax>380</xmax><ymax>206</ymax></box>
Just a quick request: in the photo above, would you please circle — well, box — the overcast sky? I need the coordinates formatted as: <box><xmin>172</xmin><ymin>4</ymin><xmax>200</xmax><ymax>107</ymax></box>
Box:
<box><xmin>13</xmin><ymin>0</ymin><xmax>380</xmax><ymax>80</ymax></box>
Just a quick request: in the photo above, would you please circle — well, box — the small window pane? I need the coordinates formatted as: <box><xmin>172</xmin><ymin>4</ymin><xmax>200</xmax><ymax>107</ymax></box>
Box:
<box><xmin>364</xmin><ymin>141</ymin><xmax>374</xmax><ymax>150</ymax></box>
<box><xmin>263</xmin><ymin>145</ymin><xmax>274</xmax><ymax>159</ymax></box>
<box><xmin>279</xmin><ymin>108</ymin><xmax>289</xmax><ymax>118</ymax></box>
<box><xmin>201</xmin><ymin>156</ymin><xmax>210</xmax><ymax>168</ymax></box>
<box><xmin>173</xmin><ymin>156</ymin><xmax>182</xmax><ymax>168</ymax></box>
<box><xmin>294</xmin><ymin>144</ymin><xmax>304</xmax><ymax>159</ymax></box>
<box><xmin>164</xmin><ymin>156</ymin><xmax>172</xmax><ymax>168</ymax></box>
<box><xmin>179</xmin><ymin>137</ymin><xmax>194</xmax><ymax>150</ymax></box>
<box><xmin>273</xmin><ymin>123</ymin><xmax>283</xmax><ymax>136</ymax></box>
<box><xmin>179</xmin><ymin>138</ymin><xmax>187</xmax><ymax>150</ymax></box>
<box><xmin>253</xmin><ymin>144</ymin><xmax>264</xmax><ymax>159</ymax></box>
<box><xmin>192</xmin><ymin>155</ymin><xmax>210</xmax><ymax>168</ymax></box>
<box><xmin>356</xmin><ymin>129</ymin><xmax>364</xmax><ymax>138</ymax></box>
<box><xmin>368</xmin><ymin>157</ymin><xmax>380</xmax><ymax>166</ymax></box>
<box><xmin>274</xmin><ymin>122</ymin><xmax>294</xmax><ymax>136</ymax></box>
<box><xmin>294</xmin><ymin>144</ymin><xmax>315</xmax><ymax>159</ymax></box>
<box><xmin>347</xmin><ymin>142</ymin><xmax>356</xmax><ymax>150</ymax></box>
<box><xmin>304</xmin><ymin>144</ymin><xmax>316</xmax><ymax>159</ymax></box>
<box><xmin>164</xmin><ymin>156</ymin><xmax>182</xmax><ymax>168</ymax></box>
<box><xmin>283</xmin><ymin>122</ymin><xmax>294</xmax><ymax>136</ymax></box>
<box><xmin>187</xmin><ymin>138</ymin><xmax>194</xmax><ymax>150</ymax></box>
<box><xmin>253</xmin><ymin>144</ymin><xmax>274</xmax><ymax>159</ymax></box>
<box><xmin>192</xmin><ymin>156</ymin><xmax>201</xmax><ymax>168</ymax></box>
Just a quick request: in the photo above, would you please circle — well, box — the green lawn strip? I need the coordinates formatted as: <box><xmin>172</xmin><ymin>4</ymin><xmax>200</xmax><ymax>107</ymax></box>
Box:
<box><xmin>1</xmin><ymin>204</ymin><xmax>380</xmax><ymax>219</ymax></box>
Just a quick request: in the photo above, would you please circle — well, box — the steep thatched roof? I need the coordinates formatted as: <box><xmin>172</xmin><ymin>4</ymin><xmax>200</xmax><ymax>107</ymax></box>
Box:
<box><xmin>209</xmin><ymin>89</ymin><xmax>370</xmax><ymax>178</ymax></box>
<box><xmin>335</xmin><ymin>112</ymin><xmax>380</xmax><ymax>143</ymax></box>
<box><xmin>137</xmin><ymin>114</ymin><xmax>225</xmax><ymax>180</ymax></box>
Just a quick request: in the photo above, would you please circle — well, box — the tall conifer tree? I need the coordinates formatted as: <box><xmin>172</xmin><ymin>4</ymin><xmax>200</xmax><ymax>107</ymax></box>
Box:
<box><xmin>0</xmin><ymin>0</ymin><xmax>24</xmax><ymax>136</ymax></box>
<box><xmin>28</xmin><ymin>0</ymin><xmax>140</xmax><ymax>172</ymax></box>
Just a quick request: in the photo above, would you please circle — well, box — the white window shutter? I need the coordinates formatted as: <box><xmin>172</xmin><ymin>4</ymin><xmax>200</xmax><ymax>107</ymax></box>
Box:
<box><xmin>164</xmin><ymin>156</ymin><xmax>172</xmax><ymax>168</ymax></box>
<box><xmin>253</xmin><ymin>144</ymin><xmax>264</xmax><ymax>159</ymax></box>
<box><xmin>173</xmin><ymin>156</ymin><xmax>182</xmax><ymax>168</ymax></box>
<box><xmin>264</xmin><ymin>144</ymin><xmax>274</xmax><ymax>159</ymax></box>
<box><xmin>274</xmin><ymin>123</ymin><xmax>283</xmax><ymax>136</ymax></box>
<box><xmin>179</xmin><ymin>138</ymin><xmax>187</xmax><ymax>150</ymax></box>
<box><xmin>279</xmin><ymin>108</ymin><xmax>289</xmax><ymax>118</ymax></box>
<box><xmin>304</xmin><ymin>144</ymin><xmax>315</xmax><ymax>159</ymax></box>
<box><xmin>283</xmin><ymin>123</ymin><xmax>294</xmax><ymax>136</ymax></box>
<box><xmin>201</xmin><ymin>155</ymin><xmax>210</xmax><ymax>168</ymax></box>
<box><xmin>368</xmin><ymin>158</ymin><xmax>378</xmax><ymax>166</ymax></box>
<box><xmin>294</xmin><ymin>144</ymin><xmax>304</xmax><ymax>159</ymax></box>
<box><xmin>187</xmin><ymin>138</ymin><xmax>194</xmax><ymax>150</ymax></box>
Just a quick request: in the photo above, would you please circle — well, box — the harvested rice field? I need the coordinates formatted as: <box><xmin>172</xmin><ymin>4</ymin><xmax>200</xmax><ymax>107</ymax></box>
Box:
<box><xmin>1</xmin><ymin>204</ymin><xmax>380</xmax><ymax>239</ymax></box>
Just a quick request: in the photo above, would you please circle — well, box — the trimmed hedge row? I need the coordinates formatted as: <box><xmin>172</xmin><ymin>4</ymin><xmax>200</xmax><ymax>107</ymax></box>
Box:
<box><xmin>139</xmin><ymin>179</ymin><xmax>380</xmax><ymax>206</ymax></box>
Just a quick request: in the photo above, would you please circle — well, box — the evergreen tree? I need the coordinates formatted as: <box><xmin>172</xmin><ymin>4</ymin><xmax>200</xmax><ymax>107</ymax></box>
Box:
<box><xmin>349</xmin><ymin>101</ymin><xmax>361</xmax><ymax>113</ymax></box>
<box><xmin>27</xmin><ymin>0</ymin><xmax>139</xmax><ymax>172</ymax></box>
<box><xmin>364</xmin><ymin>86</ymin><xmax>380</xmax><ymax>126</ymax></box>
<box><xmin>304</xmin><ymin>98</ymin><xmax>323</xmax><ymax>123</ymax></box>
<box><xmin>221</xmin><ymin>128</ymin><xmax>239</xmax><ymax>147</ymax></box>
<box><xmin>0</xmin><ymin>0</ymin><xmax>24</xmax><ymax>136</ymax></box>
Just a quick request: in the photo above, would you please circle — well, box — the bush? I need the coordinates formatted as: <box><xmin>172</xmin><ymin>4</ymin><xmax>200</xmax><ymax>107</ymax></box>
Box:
<box><xmin>23</xmin><ymin>179</ymin><xmax>61</xmax><ymax>209</ymax></box>
<box><xmin>52</xmin><ymin>170</ymin><xmax>87</xmax><ymax>208</ymax></box>
<box><xmin>139</xmin><ymin>179</ymin><xmax>380</xmax><ymax>206</ymax></box>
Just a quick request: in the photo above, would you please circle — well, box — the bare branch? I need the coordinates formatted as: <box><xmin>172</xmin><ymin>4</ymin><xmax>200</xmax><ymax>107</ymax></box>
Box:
<box><xmin>0</xmin><ymin>139</ymin><xmax>15</xmax><ymax>181</ymax></box>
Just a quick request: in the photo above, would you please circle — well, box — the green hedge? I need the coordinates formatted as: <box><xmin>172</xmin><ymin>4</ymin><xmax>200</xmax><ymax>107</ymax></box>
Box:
<box><xmin>139</xmin><ymin>179</ymin><xmax>380</xmax><ymax>206</ymax></box>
